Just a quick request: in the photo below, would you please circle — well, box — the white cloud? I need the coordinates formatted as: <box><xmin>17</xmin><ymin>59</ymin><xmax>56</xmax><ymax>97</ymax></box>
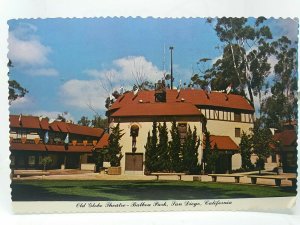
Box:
<box><xmin>60</xmin><ymin>79</ymin><xmax>107</xmax><ymax>111</ymax></box>
<box><xmin>26</xmin><ymin>68</ymin><xmax>59</xmax><ymax>76</ymax></box>
<box><xmin>61</xmin><ymin>56</ymin><xmax>165</xmax><ymax>111</ymax></box>
<box><xmin>9</xmin><ymin>95</ymin><xmax>34</xmax><ymax>110</ymax></box>
<box><xmin>85</xmin><ymin>56</ymin><xmax>164</xmax><ymax>83</ymax></box>
<box><xmin>273</xmin><ymin>18</ymin><xmax>298</xmax><ymax>43</ymax></box>
<box><xmin>33</xmin><ymin>110</ymin><xmax>74</xmax><ymax>122</ymax></box>
<box><xmin>8</xmin><ymin>23</ymin><xmax>59</xmax><ymax>77</ymax></box>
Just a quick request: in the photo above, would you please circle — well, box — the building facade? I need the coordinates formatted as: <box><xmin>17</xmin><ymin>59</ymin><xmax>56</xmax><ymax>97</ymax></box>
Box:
<box><xmin>9</xmin><ymin>115</ymin><xmax>107</xmax><ymax>171</ymax></box>
<box><xmin>107</xmin><ymin>88</ymin><xmax>255</xmax><ymax>175</ymax></box>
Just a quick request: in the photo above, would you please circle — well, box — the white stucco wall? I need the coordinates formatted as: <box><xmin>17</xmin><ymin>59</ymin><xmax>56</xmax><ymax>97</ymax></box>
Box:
<box><xmin>205</xmin><ymin>119</ymin><xmax>254</xmax><ymax>170</ymax></box>
<box><xmin>110</xmin><ymin>119</ymin><xmax>203</xmax><ymax>175</ymax></box>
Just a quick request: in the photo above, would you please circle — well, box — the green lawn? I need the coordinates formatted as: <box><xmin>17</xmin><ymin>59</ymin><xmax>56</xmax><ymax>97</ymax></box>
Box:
<box><xmin>11</xmin><ymin>180</ymin><xmax>297</xmax><ymax>201</ymax></box>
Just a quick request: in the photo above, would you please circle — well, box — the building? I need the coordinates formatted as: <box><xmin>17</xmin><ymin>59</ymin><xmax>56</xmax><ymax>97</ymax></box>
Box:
<box><xmin>9</xmin><ymin>115</ymin><xmax>107</xmax><ymax>171</ymax></box>
<box><xmin>107</xmin><ymin>87</ymin><xmax>255</xmax><ymax>175</ymax></box>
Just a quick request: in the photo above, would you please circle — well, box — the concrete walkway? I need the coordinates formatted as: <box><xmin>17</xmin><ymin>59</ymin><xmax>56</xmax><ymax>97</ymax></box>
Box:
<box><xmin>12</xmin><ymin>170</ymin><xmax>297</xmax><ymax>187</ymax></box>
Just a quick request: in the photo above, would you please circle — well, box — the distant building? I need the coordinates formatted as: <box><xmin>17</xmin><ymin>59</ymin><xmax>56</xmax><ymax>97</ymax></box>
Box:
<box><xmin>9</xmin><ymin>115</ymin><xmax>107</xmax><ymax>171</ymax></box>
<box><xmin>107</xmin><ymin>88</ymin><xmax>255</xmax><ymax>175</ymax></box>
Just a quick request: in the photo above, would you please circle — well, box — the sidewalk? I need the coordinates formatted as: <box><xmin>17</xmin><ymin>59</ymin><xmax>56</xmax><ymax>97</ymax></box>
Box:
<box><xmin>12</xmin><ymin>170</ymin><xmax>297</xmax><ymax>187</ymax></box>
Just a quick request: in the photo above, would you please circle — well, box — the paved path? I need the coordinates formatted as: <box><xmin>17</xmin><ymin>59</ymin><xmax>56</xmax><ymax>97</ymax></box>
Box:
<box><xmin>12</xmin><ymin>170</ymin><xmax>297</xmax><ymax>186</ymax></box>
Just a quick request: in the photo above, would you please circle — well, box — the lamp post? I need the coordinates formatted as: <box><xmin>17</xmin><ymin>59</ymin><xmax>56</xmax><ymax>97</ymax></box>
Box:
<box><xmin>169</xmin><ymin>46</ymin><xmax>174</xmax><ymax>89</ymax></box>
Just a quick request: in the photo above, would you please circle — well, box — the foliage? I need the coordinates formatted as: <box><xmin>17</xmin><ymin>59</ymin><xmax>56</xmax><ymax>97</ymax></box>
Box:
<box><xmin>261</xmin><ymin>36</ymin><xmax>297</xmax><ymax>128</ymax></box>
<box><xmin>107</xmin><ymin>123</ymin><xmax>124</xmax><ymax>167</ymax></box>
<box><xmin>92</xmin><ymin>148</ymin><xmax>109</xmax><ymax>172</ymax></box>
<box><xmin>91</xmin><ymin>115</ymin><xmax>108</xmax><ymax>129</ymax></box>
<box><xmin>239</xmin><ymin>131</ymin><xmax>254</xmax><ymax>170</ymax></box>
<box><xmin>205</xmin><ymin>17</ymin><xmax>274</xmax><ymax>105</ymax></box>
<box><xmin>168</xmin><ymin>121</ymin><xmax>182</xmax><ymax>172</ymax></box>
<box><xmin>206</xmin><ymin>144</ymin><xmax>220</xmax><ymax>174</ymax></box>
<box><xmin>156</xmin><ymin>122</ymin><xmax>170</xmax><ymax>172</ymax></box>
<box><xmin>182</xmin><ymin>126</ymin><xmax>200</xmax><ymax>174</ymax></box>
<box><xmin>77</xmin><ymin>116</ymin><xmax>91</xmax><ymax>126</ymax></box>
<box><xmin>251</xmin><ymin>119</ymin><xmax>274</xmax><ymax>174</ymax></box>
<box><xmin>41</xmin><ymin>156</ymin><xmax>53</xmax><ymax>171</ymax></box>
<box><xmin>144</xmin><ymin>122</ymin><xmax>159</xmax><ymax>173</ymax></box>
<box><xmin>202</xmin><ymin>131</ymin><xmax>211</xmax><ymax>173</ymax></box>
<box><xmin>8</xmin><ymin>60</ymin><xmax>29</xmax><ymax>105</ymax></box>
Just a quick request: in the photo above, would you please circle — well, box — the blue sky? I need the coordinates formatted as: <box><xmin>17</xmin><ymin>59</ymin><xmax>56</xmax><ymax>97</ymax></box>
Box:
<box><xmin>8</xmin><ymin>18</ymin><xmax>298</xmax><ymax>122</ymax></box>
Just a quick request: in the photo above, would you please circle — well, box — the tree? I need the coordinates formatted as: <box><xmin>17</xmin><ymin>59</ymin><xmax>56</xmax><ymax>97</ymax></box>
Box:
<box><xmin>144</xmin><ymin>122</ymin><xmax>158</xmax><ymax>173</ymax></box>
<box><xmin>182</xmin><ymin>126</ymin><xmax>200</xmax><ymax>174</ymax></box>
<box><xmin>239</xmin><ymin>131</ymin><xmax>254</xmax><ymax>170</ymax></box>
<box><xmin>168</xmin><ymin>121</ymin><xmax>182</xmax><ymax>172</ymax></box>
<box><xmin>8</xmin><ymin>60</ymin><xmax>28</xmax><ymax>105</ymax></box>
<box><xmin>156</xmin><ymin>122</ymin><xmax>170</xmax><ymax>172</ymax></box>
<box><xmin>206</xmin><ymin>17</ymin><xmax>274</xmax><ymax>105</ymax></box>
<box><xmin>261</xmin><ymin>36</ymin><xmax>297</xmax><ymax>128</ymax></box>
<box><xmin>41</xmin><ymin>156</ymin><xmax>53</xmax><ymax>171</ymax></box>
<box><xmin>91</xmin><ymin>115</ymin><xmax>108</xmax><ymax>129</ymax></box>
<box><xmin>251</xmin><ymin>119</ymin><xmax>274</xmax><ymax>174</ymax></box>
<box><xmin>202</xmin><ymin>131</ymin><xmax>211</xmax><ymax>173</ymax></box>
<box><xmin>77</xmin><ymin>116</ymin><xmax>91</xmax><ymax>126</ymax></box>
<box><xmin>206</xmin><ymin>144</ymin><xmax>220</xmax><ymax>174</ymax></box>
<box><xmin>107</xmin><ymin>123</ymin><xmax>124</xmax><ymax>167</ymax></box>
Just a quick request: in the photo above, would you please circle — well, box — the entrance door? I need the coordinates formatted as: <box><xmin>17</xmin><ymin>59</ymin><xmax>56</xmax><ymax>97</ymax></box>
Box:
<box><xmin>125</xmin><ymin>153</ymin><xmax>143</xmax><ymax>171</ymax></box>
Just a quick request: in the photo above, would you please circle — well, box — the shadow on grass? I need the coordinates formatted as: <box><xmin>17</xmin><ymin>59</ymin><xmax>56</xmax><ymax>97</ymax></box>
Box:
<box><xmin>11</xmin><ymin>180</ymin><xmax>297</xmax><ymax>201</ymax></box>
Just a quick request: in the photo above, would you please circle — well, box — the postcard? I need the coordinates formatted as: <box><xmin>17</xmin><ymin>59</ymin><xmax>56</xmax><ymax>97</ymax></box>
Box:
<box><xmin>5</xmin><ymin>14</ymin><xmax>298</xmax><ymax>214</ymax></box>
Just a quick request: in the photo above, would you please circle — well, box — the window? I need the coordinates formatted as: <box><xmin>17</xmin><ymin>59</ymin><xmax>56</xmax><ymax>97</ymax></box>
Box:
<box><xmin>235</xmin><ymin>128</ymin><xmax>241</xmax><ymax>137</ymax></box>
<box><xmin>234</xmin><ymin>112</ymin><xmax>241</xmax><ymax>122</ymax></box>
<box><xmin>178</xmin><ymin>123</ymin><xmax>187</xmax><ymax>144</ymax></box>
<box><xmin>28</xmin><ymin>156</ymin><xmax>36</xmax><ymax>166</ymax></box>
<box><xmin>16</xmin><ymin>130</ymin><xmax>27</xmax><ymax>139</ymax></box>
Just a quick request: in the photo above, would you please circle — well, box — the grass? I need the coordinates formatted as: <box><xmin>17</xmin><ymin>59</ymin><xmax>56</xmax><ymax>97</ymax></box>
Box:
<box><xmin>11</xmin><ymin>180</ymin><xmax>297</xmax><ymax>201</ymax></box>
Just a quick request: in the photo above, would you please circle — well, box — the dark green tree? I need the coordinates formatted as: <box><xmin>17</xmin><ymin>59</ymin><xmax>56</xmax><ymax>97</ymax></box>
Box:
<box><xmin>182</xmin><ymin>126</ymin><xmax>200</xmax><ymax>174</ymax></box>
<box><xmin>202</xmin><ymin>131</ymin><xmax>211</xmax><ymax>173</ymax></box>
<box><xmin>206</xmin><ymin>144</ymin><xmax>220</xmax><ymax>174</ymax></box>
<box><xmin>239</xmin><ymin>131</ymin><xmax>254</xmax><ymax>170</ymax></box>
<box><xmin>107</xmin><ymin>123</ymin><xmax>124</xmax><ymax>167</ymax></box>
<box><xmin>251</xmin><ymin>119</ymin><xmax>274</xmax><ymax>174</ymax></box>
<box><xmin>144</xmin><ymin>122</ymin><xmax>158</xmax><ymax>173</ymax></box>
<box><xmin>168</xmin><ymin>121</ymin><xmax>182</xmax><ymax>172</ymax></box>
<box><xmin>156</xmin><ymin>122</ymin><xmax>170</xmax><ymax>172</ymax></box>
<box><xmin>77</xmin><ymin>116</ymin><xmax>91</xmax><ymax>126</ymax></box>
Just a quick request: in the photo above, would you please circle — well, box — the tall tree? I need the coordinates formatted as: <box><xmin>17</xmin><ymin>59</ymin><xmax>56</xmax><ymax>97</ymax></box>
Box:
<box><xmin>107</xmin><ymin>123</ymin><xmax>124</xmax><ymax>167</ymax></box>
<box><xmin>206</xmin><ymin>17</ymin><xmax>273</xmax><ymax>105</ymax></box>
<box><xmin>261</xmin><ymin>36</ymin><xmax>297</xmax><ymax>128</ymax></box>
<box><xmin>168</xmin><ymin>121</ymin><xmax>182</xmax><ymax>172</ymax></box>
<box><xmin>144</xmin><ymin>122</ymin><xmax>158</xmax><ymax>173</ymax></box>
<box><xmin>251</xmin><ymin>119</ymin><xmax>274</xmax><ymax>174</ymax></box>
<box><xmin>239</xmin><ymin>131</ymin><xmax>254</xmax><ymax>170</ymax></box>
<box><xmin>182</xmin><ymin>126</ymin><xmax>200</xmax><ymax>174</ymax></box>
<box><xmin>156</xmin><ymin>122</ymin><xmax>170</xmax><ymax>172</ymax></box>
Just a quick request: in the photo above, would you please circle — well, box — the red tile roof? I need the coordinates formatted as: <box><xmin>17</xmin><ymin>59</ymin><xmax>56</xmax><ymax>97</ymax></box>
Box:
<box><xmin>94</xmin><ymin>133</ymin><xmax>109</xmax><ymax>149</ymax></box>
<box><xmin>10</xmin><ymin>115</ymin><xmax>41</xmax><ymax>129</ymax></box>
<box><xmin>10</xmin><ymin>143</ymin><xmax>46</xmax><ymax>151</ymax></box>
<box><xmin>67</xmin><ymin>123</ymin><xmax>104</xmax><ymax>137</ymax></box>
<box><xmin>10</xmin><ymin>115</ymin><xmax>104</xmax><ymax>138</ymax></box>
<box><xmin>111</xmin><ymin>102</ymin><xmax>201</xmax><ymax>117</ymax></box>
<box><xmin>273</xmin><ymin>130</ymin><xmax>297</xmax><ymax>146</ymax></box>
<box><xmin>109</xmin><ymin>89</ymin><xmax>254</xmax><ymax>116</ymax></box>
<box><xmin>207</xmin><ymin>135</ymin><xmax>239</xmax><ymax>151</ymax></box>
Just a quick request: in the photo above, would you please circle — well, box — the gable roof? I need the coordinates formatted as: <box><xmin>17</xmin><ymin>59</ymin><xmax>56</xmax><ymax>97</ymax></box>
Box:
<box><xmin>207</xmin><ymin>135</ymin><xmax>239</xmax><ymax>151</ymax></box>
<box><xmin>109</xmin><ymin>89</ymin><xmax>254</xmax><ymax>117</ymax></box>
<box><xmin>94</xmin><ymin>133</ymin><xmax>109</xmax><ymax>149</ymax></box>
<box><xmin>10</xmin><ymin>115</ymin><xmax>41</xmax><ymax>129</ymax></box>
<box><xmin>111</xmin><ymin>102</ymin><xmax>201</xmax><ymax>117</ymax></box>
<box><xmin>273</xmin><ymin>130</ymin><xmax>297</xmax><ymax>146</ymax></box>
